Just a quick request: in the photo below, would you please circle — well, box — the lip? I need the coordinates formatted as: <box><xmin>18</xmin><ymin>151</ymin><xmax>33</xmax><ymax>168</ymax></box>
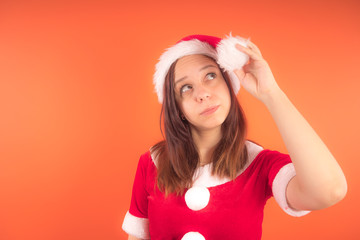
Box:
<box><xmin>200</xmin><ymin>105</ymin><xmax>220</xmax><ymax>115</ymax></box>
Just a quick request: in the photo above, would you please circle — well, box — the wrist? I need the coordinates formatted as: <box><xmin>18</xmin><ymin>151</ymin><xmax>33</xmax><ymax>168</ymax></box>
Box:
<box><xmin>260</xmin><ymin>86</ymin><xmax>285</xmax><ymax>107</ymax></box>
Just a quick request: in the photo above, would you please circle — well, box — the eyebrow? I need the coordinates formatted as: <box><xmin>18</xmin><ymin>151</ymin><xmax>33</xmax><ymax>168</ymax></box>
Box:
<box><xmin>174</xmin><ymin>64</ymin><xmax>217</xmax><ymax>87</ymax></box>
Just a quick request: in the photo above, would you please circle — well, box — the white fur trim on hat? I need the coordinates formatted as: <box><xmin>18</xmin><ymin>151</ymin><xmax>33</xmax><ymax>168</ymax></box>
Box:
<box><xmin>217</xmin><ymin>33</ymin><xmax>250</xmax><ymax>94</ymax></box>
<box><xmin>217</xmin><ymin>34</ymin><xmax>250</xmax><ymax>72</ymax></box>
<box><xmin>153</xmin><ymin>33</ymin><xmax>250</xmax><ymax>103</ymax></box>
<box><xmin>154</xmin><ymin>39</ymin><xmax>217</xmax><ymax>103</ymax></box>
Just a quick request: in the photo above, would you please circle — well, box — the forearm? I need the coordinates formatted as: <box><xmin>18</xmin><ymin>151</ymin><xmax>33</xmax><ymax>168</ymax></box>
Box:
<box><xmin>263</xmin><ymin>87</ymin><xmax>347</xmax><ymax>207</ymax></box>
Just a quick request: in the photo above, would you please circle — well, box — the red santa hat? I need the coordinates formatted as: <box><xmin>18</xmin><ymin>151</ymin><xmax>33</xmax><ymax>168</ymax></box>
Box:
<box><xmin>153</xmin><ymin>33</ymin><xmax>250</xmax><ymax>103</ymax></box>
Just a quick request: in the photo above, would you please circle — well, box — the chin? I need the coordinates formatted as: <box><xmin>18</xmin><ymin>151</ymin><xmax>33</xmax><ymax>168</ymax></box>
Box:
<box><xmin>197</xmin><ymin>118</ymin><xmax>226</xmax><ymax>131</ymax></box>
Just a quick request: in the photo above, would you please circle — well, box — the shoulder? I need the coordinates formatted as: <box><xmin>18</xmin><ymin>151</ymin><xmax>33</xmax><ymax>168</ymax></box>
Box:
<box><xmin>135</xmin><ymin>150</ymin><xmax>157</xmax><ymax>176</ymax></box>
<box><xmin>138</xmin><ymin>150</ymin><xmax>152</xmax><ymax>165</ymax></box>
<box><xmin>132</xmin><ymin>150</ymin><xmax>158</xmax><ymax>192</ymax></box>
<box><xmin>245</xmin><ymin>140</ymin><xmax>264</xmax><ymax>161</ymax></box>
<box><xmin>149</xmin><ymin>145</ymin><xmax>161</xmax><ymax>168</ymax></box>
<box><xmin>254</xmin><ymin>147</ymin><xmax>292</xmax><ymax>166</ymax></box>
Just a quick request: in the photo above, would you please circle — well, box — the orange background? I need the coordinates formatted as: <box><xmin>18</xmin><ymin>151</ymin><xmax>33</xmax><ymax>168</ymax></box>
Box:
<box><xmin>0</xmin><ymin>0</ymin><xmax>359</xmax><ymax>239</ymax></box>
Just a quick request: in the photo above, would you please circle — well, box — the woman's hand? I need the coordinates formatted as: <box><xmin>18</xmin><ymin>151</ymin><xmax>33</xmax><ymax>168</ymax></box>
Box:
<box><xmin>233</xmin><ymin>41</ymin><xmax>281</xmax><ymax>103</ymax></box>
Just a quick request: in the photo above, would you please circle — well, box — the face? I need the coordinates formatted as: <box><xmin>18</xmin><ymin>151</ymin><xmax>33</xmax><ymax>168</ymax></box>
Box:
<box><xmin>173</xmin><ymin>54</ymin><xmax>231</xmax><ymax>132</ymax></box>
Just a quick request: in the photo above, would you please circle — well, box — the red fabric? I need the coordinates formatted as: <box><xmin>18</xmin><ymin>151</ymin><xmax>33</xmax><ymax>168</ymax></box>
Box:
<box><xmin>128</xmin><ymin>149</ymin><xmax>292</xmax><ymax>240</ymax></box>
<box><xmin>177</xmin><ymin>34</ymin><xmax>222</xmax><ymax>48</ymax></box>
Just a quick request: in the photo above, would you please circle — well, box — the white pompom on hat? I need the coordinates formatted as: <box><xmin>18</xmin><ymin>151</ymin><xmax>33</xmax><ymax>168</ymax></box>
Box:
<box><xmin>153</xmin><ymin>33</ymin><xmax>250</xmax><ymax>103</ymax></box>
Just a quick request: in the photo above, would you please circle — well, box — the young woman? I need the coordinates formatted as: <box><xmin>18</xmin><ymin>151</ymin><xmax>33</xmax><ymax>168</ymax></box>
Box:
<box><xmin>122</xmin><ymin>34</ymin><xmax>347</xmax><ymax>240</ymax></box>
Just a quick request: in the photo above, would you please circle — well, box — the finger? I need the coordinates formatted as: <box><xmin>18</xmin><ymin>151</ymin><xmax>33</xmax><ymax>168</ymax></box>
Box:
<box><xmin>246</xmin><ymin>41</ymin><xmax>262</xmax><ymax>57</ymax></box>
<box><xmin>235</xmin><ymin>44</ymin><xmax>262</xmax><ymax>61</ymax></box>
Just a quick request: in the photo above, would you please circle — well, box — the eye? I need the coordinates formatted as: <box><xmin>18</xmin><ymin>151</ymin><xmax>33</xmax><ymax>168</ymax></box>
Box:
<box><xmin>206</xmin><ymin>72</ymin><xmax>216</xmax><ymax>80</ymax></box>
<box><xmin>180</xmin><ymin>84</ymin><xmax>192</xmax><ymax>94</ymax></box>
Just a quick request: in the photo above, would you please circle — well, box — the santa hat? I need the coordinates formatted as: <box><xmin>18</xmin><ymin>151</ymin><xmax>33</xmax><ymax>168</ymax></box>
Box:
<box><xmin>153</xmin><ymin>33</ymin><xmax>250</xmax><ymax>103</ymax></box>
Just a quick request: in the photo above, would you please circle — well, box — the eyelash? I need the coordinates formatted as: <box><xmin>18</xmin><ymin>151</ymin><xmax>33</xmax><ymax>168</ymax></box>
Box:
<box><xmin>207</xmin><ymin>72</ymin><xmax>216</xmax><ymax>80</ymax></box>
<box><xmin>179</xmin><ymin>72</ymin><xmax>217</xmax><ymax>95</ymax></box>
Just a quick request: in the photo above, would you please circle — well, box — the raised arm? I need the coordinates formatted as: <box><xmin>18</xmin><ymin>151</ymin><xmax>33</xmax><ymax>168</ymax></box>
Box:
<box><xmin>234</xmin><ymin>41</ymin><xmax>347</xmax><ymax>211</ymax></box>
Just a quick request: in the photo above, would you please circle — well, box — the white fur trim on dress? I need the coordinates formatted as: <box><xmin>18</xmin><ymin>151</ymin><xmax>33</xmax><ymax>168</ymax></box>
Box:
<box><xmin>153</xmin><ymin>33</ymin><xmax>250</xmax><ymax>103</ymax></box>
<box><xmin>182</xmin><ymin>232</ymin><xmax>206</xmax><ymax>240</ymax></box>
<box><xmin>185</xmin><ymin>186</ymin><xmax>210</xmax><ymax>211</ymax></box>
<box><xmin>122</xmin><ymin>211</ymin><xmax>150</xmax><ymax>239</ymax></box>
<box><xmin>272</xmin><ymin>163</ymin><xmax>311</xmax><ymax>217</ymax></box>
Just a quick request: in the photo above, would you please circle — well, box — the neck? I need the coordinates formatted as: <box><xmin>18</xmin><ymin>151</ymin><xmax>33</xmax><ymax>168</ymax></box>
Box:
<box><xmin>191</xmin><ymin>126</ymin><xmax>222</xmax><ymax>166</ymax></box>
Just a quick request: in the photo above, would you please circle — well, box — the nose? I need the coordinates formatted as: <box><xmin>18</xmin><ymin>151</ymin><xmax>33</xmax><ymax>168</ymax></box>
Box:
<box><xmin>195</xmin><ymin>85</ymin><xmax>210</xmax><ymax>102</ymax></box>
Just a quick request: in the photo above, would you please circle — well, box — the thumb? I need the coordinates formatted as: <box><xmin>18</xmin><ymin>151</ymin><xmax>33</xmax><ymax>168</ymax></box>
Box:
<box><xmin>233</xmin><ymin>68</ymin><xmax>246</xmax><ymax>85</ymax></box>
<box><xmin>242</xmin><ymin>63</ymin><xmax>252</xmax><ymax>73</ymax></box>
<box><xmin>234</xmin><ymin>68</ymin><xmax>245</xmax><ymax>80</ymax></box>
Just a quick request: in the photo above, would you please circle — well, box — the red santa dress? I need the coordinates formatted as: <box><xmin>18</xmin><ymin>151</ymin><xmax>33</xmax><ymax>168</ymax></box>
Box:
<box><xmin>122</xmin><ymin>141</ymin><xmax>310</xmax><ymax>239</ymax></box>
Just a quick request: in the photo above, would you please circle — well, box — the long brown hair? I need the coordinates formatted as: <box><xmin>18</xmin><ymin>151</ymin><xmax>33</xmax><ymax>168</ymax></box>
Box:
<box><xmin>151</xmin><ymin>56</ymin><xmax>248</xmax><ymax>197</ymax></box>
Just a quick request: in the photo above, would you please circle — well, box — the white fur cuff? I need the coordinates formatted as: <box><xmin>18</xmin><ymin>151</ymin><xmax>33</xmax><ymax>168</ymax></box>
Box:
<box><xmin>122</xmin><ymin>211</ymin><xmax>150</xmax><ymax>239</ymax></box>
<box><xmin>272</xmin><ymin>163</ymin><xmax>311</xmax><ymax>217</ymax></box>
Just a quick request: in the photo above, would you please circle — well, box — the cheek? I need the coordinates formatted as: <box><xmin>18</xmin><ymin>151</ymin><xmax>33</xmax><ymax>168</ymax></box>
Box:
<box><xmin>179</xmin><ymin>100</ymin><xmax>194</xmax><ymax>118</ymax></box>
<box><xmin>176</xmin><ymin>100</ymin><xmax>186</xmax><ymax>114</ymax></box>
<box><xmin>220</xmin><ymin>85</ymin><xmax>231</xmax><ymax>111</ymax></box>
